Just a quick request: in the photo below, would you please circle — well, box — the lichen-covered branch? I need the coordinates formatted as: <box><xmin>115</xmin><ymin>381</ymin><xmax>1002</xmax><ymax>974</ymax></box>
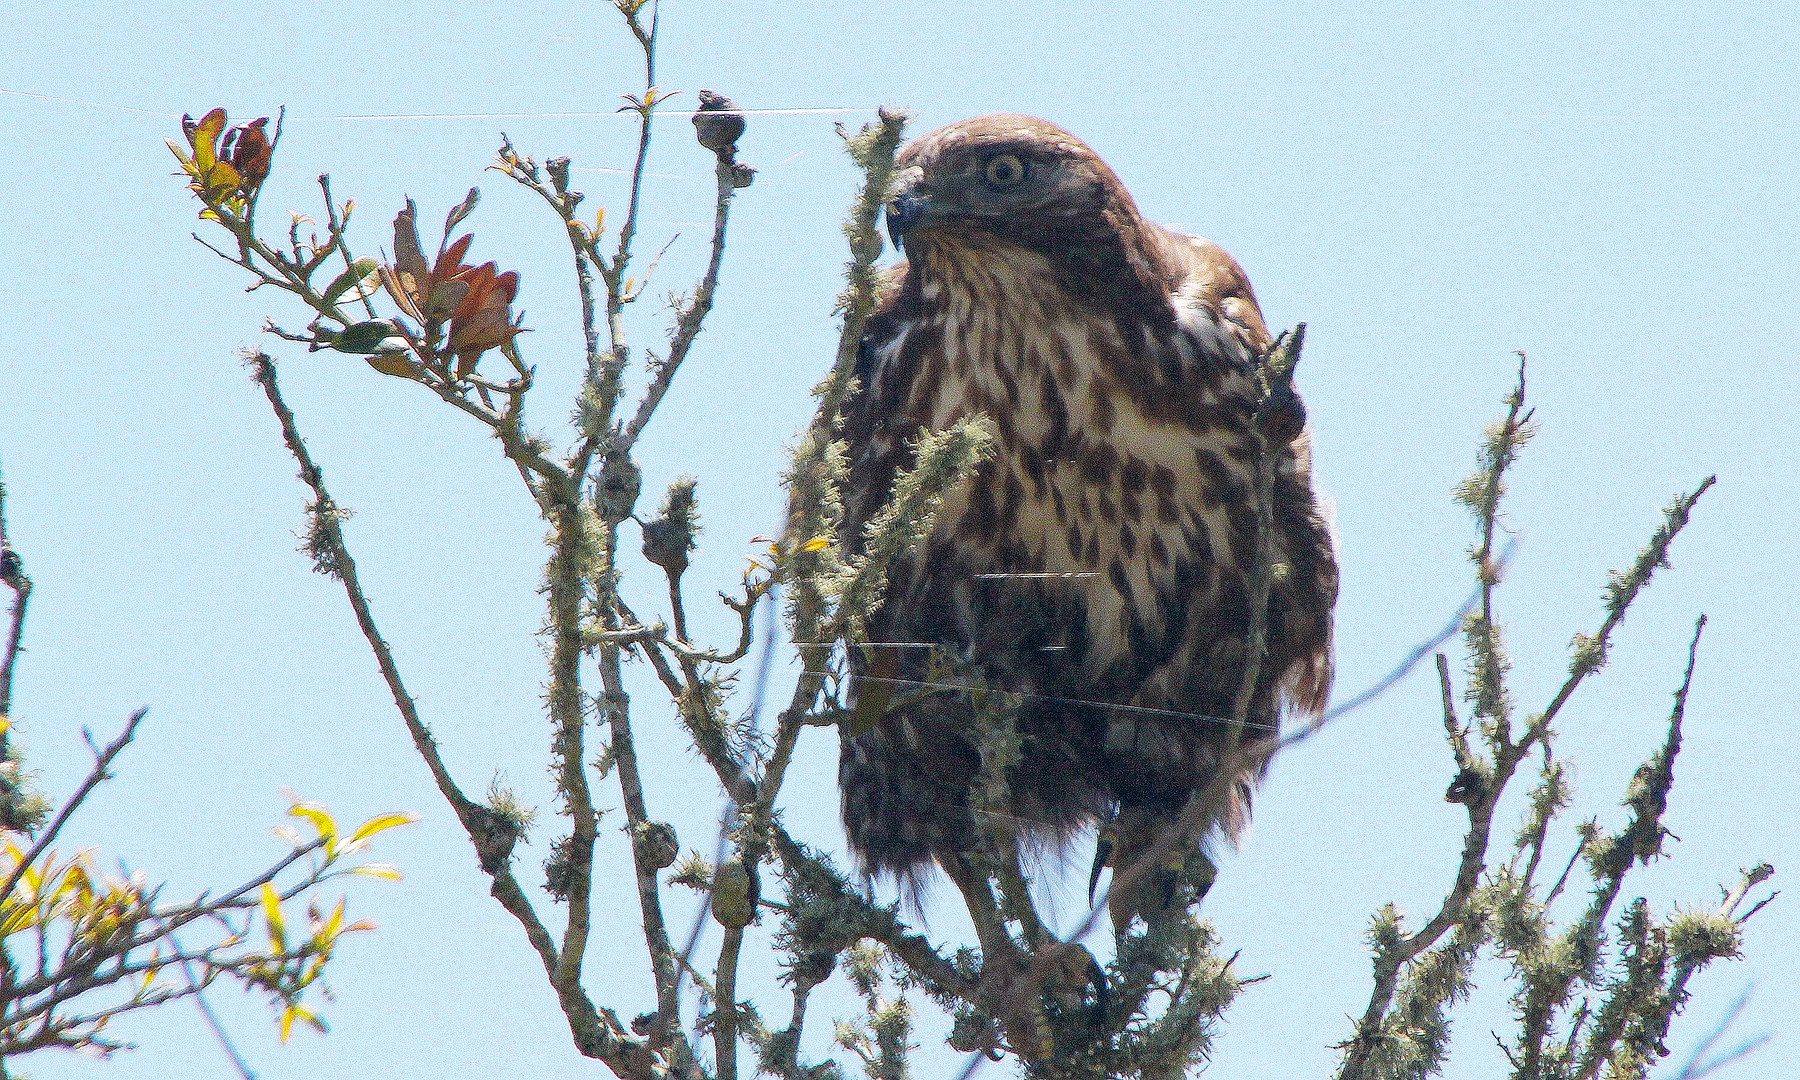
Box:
<box><xmin>1336</xmin><ymin>366</ymin><xmax>1739</xmax><ymax>1080</ymax></box>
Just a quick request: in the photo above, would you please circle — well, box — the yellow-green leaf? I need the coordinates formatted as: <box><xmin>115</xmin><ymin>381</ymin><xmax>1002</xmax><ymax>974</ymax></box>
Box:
<box><xmin>279</xmin><ymin>1003</ymin><xmax>327</xmax><ymax>1040</ymax></box>
<box><xmin>288</xmin><ymin>801</ymin><xmax>338</xmax><ymax>845</ymax></box>
<box><xmin>279</xmin><ymin>1004</ymin><xmax>302</xmax><ymax>1043</ymax></box>
<box><xmin>202</xmin><ymin>160</ymin><xmax>243</xmax><ymax>195</ymax></box>
<box><xmin>365</xmin><ymin>354</ymin><xmax>425</xmax><ymax>380</ymax></box>
<box><xmin>20</xmin><ymin>855</ymin><xmax>47</xmax><ymax>896</ymax></box>
<box><xmin>322</xmin><ymin>257</ymin><xmax>381</xmax><ymax>305</ymax></box>
<box><xmin>320</xmin><ymin>897</ymin><xmax>346</xmax><ymax>942</ymax></box>
<box><xmin>165</xmin><ymin>138</ymin><xmax>196</xmax><ymax>172</ymax></box>
<box><xmin>261</xmin><ymin>883</ymin><xmax>287</xmax><ymax>951</ymax></box>
<box><xmin>346</xmin><ymin>812</ymin><xmax>417</xmax><ymax>849</ymax></box>
<box><xmin>191</xmin><ymin>109</ymin><xmax>227</xmax><ymax>170</ymax></box>
<box><xmin>61</xmin><ymin>863</ymin><xmax>92</xmax><ymax>902</ymax></box>
<box><xmin>138</xmin><ymin>951</ymin><xmax>160</xmax><ymax>995</ymax></box>
<box><xmin>801</xmin><ymin>536</ymin><xmax>831</xmax><ymax>553</ymax></box>
<box><xmin>348</xmin><ymin>863</ymin><xmax>402</xmax><ymax>880</ymax></box>
<box><xmin>0</xmin><ymin>900</ymin><xmax>40</xmax><ymax>938</ymax></box>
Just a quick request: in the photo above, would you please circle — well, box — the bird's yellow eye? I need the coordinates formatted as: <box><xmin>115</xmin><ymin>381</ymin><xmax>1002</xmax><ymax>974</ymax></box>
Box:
<box><xmin>983</xmin><ymin>153</ymin><xmax>1027</xmax><ymax>188</ymax></box>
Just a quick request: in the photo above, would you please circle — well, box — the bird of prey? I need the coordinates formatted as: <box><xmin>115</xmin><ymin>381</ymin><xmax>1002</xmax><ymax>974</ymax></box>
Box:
<box><xmin>833</xmin><ymin>115</ymin><xmax>1337</xmax><ymax>927</ymax></box>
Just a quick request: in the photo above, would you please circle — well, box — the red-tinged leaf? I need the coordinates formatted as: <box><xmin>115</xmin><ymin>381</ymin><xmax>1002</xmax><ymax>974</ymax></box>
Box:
<box><xmin>451</xmin><ymin>312</ymin><xmax>522</xmax><ymax>367</ymax></box>
<box><xmin>378</xmin><ymin>265</ymin><xmax>426</xmax><ymax>323</ymax></box>
<box><xmin>443</xmin><ymin>187</ymin><xmax>480</xmax><ymax>236</ymax></box>
<box><xmin>422</xmin><ymin>278</ymin><xmax>470</xmax><ymax>322</ymax></box>
<box><xmin>226</xmin><ymin>117</ymin><xmax>272</xmax><ymax>190</ymax></box>
<box><xmin>391</xmin><ymin>200</ymin><xmax>428</xmax><ymax>285</ymax></box>
<box><xmin>433</xmin><ymin>233</ymin><xmax>474</xmax><ymax>281</ymax></box>
<box><xmin>492</xmin><ymin>269</ymin><xmax>519</xmax><ymax>304</ymax></box>
<box><xmin>450</xmin><ymin>261</ymin><xmax>496</xmax><ymax>318</ymax></box>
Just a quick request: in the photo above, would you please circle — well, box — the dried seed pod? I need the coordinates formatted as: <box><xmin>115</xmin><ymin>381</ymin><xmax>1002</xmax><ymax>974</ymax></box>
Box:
<box><xmin>692</xmin><ymin>89</ymin><xmax>746</xmax><ymax>158</ymax></box>
<box><xmin>710</xmin><ymin>859</ymin><xmax>760</xmax><ymax>928</ymax></box>
<box><xmin>641</xmin><ymin>477</ymin><xmax>699</xmax><ymax>575</ymax></box>
<box><xmin>635</xmin><ymin>820</ymin><xmax>680</xmax><ymax>870</ymax></box>
<box><xmin>595</xmin><ymin>455</ymin><xmax>642</xmax><ymax>526</ymax></box>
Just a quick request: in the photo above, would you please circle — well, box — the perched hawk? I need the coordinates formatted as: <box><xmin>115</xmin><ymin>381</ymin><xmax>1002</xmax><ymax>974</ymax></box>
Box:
<box><xmin>834</xmin><ymin>115</ymin><xmax>1336</xmax><ymax>923</ymax></box>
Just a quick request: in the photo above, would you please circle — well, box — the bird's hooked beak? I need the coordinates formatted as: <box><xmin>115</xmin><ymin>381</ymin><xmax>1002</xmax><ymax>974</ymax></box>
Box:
<box><xmin>884</xmin><ymin>166</ymin><xmax>929</xmax><ymax>250</ymax></box>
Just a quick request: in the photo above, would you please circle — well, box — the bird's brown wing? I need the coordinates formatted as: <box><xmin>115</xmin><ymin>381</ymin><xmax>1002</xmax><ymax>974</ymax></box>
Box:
<box><xmin>1155</xmin><ymin>228</ymin><xmax>1275</xmax><ymax>359</ymax></box>
<box><xmin>1150</xmin><ymin>226</ymin><xmax>1336</xmax><ymax>720</ymax></box>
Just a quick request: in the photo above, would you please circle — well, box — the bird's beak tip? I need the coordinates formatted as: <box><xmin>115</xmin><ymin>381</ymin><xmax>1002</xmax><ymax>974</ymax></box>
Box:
<box><xmin>885</xmin><ymin>190</ymin><xmax>928</xmax><ymax>251</ymax></box>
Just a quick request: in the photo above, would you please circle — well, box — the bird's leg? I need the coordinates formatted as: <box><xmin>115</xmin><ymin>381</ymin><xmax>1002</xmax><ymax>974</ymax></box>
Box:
<box><xmin>987</xmin><ymin>818</ymin><xmax>1048</xmax><ymax>951</ymax></box>
<box><xmin>938</xmin><ymin>848</ymin><xmax>1051</xmax><ymax>1061</ymax></box>
<box><xmin>939</xmin><ymin>848</ymin><xmax>1019</xmax><ymax>969</ymax></box>
<box><xmin>942</xmin><ymin>846</ymin><xmax>1107</xmax><ymax>1070</ymax></box>
<box><xmin>1104</xmin><ymin>807</ymin><xmax>1214</xmax><ymax>936</ymax></box>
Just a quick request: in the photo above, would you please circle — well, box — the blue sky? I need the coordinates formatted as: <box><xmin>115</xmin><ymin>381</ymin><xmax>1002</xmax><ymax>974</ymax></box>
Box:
<box><xmin>2</xmin><ymin>1</ymin><xmax>1797</xmax><ymax>1077</ymax></box>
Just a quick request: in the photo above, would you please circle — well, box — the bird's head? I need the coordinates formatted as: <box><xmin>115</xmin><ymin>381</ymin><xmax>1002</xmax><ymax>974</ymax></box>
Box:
<box><xmin>884</xmin><ymin>115</ymin><xmax>1139</xmax><ymax>252</ymax></box>
<box><xmin>884</xmin><ymin>115</ymin><xmax>1175</xmax><ymax>314</ymax></box>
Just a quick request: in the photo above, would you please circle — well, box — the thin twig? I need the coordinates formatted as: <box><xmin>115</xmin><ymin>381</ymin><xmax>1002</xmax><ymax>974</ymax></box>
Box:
<box><xmin>0</xmin><ymin>709</ymin><xmax>144</xmax><ymax>905</ymax></box>
<box><xmin>619</xmin><ymin>152</ymin><xmax>740</xmax><ymax>454</ymax></box>
<box><xmin>247</xmin><ymin>353</ymin><xmax>667</xmax><ymax>1073</ymax></box>
<box><xmin>597</xmin><ymin>625</ymin><xmax>689</xmax><ymax>1066</ymax></box>
<box><xmin>247</xmin><ymin>355</ymin><xmax>479</xmax><ymax>824</ymax></box>
<box><xmin>1297</xmin><ymin>544</ymin><xmax>1511</xmax><ymax>741</ymax></box>
<box><xmin>1670</xmin><ymin>985</ymin><xmax>1767</xmax><ymax>1080</ymax></box>
<box><xmin>164</xmin><ymin>924</ymin><xmax>259</xmax><ymax>1080</ymax></box>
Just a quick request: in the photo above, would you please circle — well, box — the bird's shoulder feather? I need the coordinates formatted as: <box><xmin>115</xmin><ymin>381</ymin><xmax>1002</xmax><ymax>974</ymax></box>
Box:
<box><xmin>1151</xmin><ymin>227</ymin><xmax>1273</xmax><ymax>359</ymax></box>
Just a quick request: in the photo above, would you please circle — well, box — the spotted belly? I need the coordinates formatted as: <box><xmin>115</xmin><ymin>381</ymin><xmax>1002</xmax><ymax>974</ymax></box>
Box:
<box><xmin>901</xmin><ymin>317</ymin><xmax>1261</xmax><ymax>688</ymax></box>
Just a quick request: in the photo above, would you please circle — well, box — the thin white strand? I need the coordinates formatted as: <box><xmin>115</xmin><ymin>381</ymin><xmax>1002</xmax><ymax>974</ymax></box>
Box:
<box><xmin>7</xmin><ymin>88</ymin><xmax>1775</xmax><ymax>129</ymax></box>
<box><xmin>0</xmin><ymin>89</ymin><xmax>873</xmax><ymax>122</ymax></box>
